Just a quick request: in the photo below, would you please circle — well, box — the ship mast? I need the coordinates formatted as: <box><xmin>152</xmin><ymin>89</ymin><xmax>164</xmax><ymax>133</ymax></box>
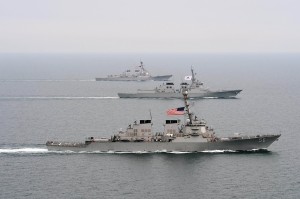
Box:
<box><xmin>139</xmin><ymin>60</ymin><xmax>150</xmax><ymax>76</ymax></box>
<box><xmin>191</xmin><ymin>67</ymin><xmax>196</xmax><ymax>83</ymax></box>
<box><xmin>183</xmin><ymin>91</ymin><xmax>193</xmax><ymax>125</ymax></box>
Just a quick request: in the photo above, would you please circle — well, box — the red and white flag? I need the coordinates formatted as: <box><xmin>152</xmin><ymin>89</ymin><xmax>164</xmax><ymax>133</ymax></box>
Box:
<box><xmin>166</xmin><ymin>107</ymin><xmax>185</xmax><ymax>115</ymax></box>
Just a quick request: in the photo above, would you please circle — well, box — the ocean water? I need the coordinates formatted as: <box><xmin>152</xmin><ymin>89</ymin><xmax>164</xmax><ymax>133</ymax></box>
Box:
<box><xmin>0</xmin><ymin>53</ymin><xmax>299</xmax><ymax>198</ymax></box>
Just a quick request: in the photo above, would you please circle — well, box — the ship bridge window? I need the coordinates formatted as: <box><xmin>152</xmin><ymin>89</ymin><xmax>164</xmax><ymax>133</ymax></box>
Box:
<box><xmin>166</xmin><ymin>120</ymin><xmax>178</xmax><ymax>124</ymax></box>
<box><xmin>140</xmin><ymin>120</ymin><xmax>151</xmax><ymax>124</ymax></box>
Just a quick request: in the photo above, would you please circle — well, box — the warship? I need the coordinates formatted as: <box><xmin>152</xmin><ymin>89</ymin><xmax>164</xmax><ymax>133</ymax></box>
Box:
<box><xmin>46</xmin><ymin>92</ymin><xmax>280</xmax><ymax>153</ymax></box>
<box><xmin>118</xmin><ymin>68</ymin><xmax>242</xmax><ymax>99</ymax></box>
<box><xmin>95</xmin><ymin>61</ymin><xmax>172</xmax><ymax>81</ymax></box>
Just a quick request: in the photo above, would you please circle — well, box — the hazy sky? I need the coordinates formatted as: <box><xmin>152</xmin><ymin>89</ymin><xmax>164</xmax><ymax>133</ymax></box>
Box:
<box><xmin>0</xmin><ymin>0</ymin><xmax>299</xmax><ymax>53</ymax></box>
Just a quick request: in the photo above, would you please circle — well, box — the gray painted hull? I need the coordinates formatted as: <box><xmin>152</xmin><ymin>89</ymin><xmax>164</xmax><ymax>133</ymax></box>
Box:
<box><xmin>95</xmin><ymin>75</ymin><xmax>172</xmax><ymax>81</ymax></box>
<box><xmin>118</xmin><ymin>90</ymin><xmax>242</xmax><ymax>99</ymax></box>
<box><xmin>95</xmin><ymin>77</ymin><xmax>150</xmax><ymax>81</ymax></box>
<box><xmin>151</xmin><ymin>75</ymin><xmax>173</xmax><ymax>81</ymax></box>
<box><xmin>47</xmin><ymin>135</ymin><xmax>280</xmax><ymax>152</ymax></box>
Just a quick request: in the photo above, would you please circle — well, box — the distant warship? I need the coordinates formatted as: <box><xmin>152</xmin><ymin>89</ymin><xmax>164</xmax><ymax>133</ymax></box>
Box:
<box><xmin>118</xmin><ymin>68</ymin><xmax>242</xmax><ymax>99</ymax></box>
<box><xmin>95</xmin><ymin>61</ymin><xmax>172</xmax><ymax>81</ymax></box>
<box><xmin>46</xmin><ymin>92</ymin><xmax>280</xmax><ymax>153</ymax></box>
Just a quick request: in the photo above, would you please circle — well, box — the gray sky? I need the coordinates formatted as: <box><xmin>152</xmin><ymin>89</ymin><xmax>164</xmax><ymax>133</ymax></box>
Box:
<box><xmin>0</xmin><ymin>0</ymin><xmax>299</xmax><ymax>53</ymax></box>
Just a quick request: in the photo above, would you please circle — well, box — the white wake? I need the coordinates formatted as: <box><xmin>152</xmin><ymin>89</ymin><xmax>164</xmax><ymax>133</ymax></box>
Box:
<box><xmin>0</xmin><ymin>96</ymin><xmax>119</xmax><ymax>100</ymax></box>
<box><xmin>0</xmin><ymin>148</ymin><xmax>48</xmax><ymax>153</ymax></box>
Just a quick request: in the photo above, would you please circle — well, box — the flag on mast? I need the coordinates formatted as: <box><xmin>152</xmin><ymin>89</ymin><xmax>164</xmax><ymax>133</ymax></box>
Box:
<box><xmin>166</xmin><ymin>107</ymin><xmax>185</xmax><ymax>115</ymax></box>
<box><xmin>184</xmin><ymin>76</ymin><xmax>192</xmax><ymax>80</ymax></box>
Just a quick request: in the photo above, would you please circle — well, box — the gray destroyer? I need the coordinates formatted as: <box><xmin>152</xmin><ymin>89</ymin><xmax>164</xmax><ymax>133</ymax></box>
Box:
<box><xmin>118</xmin><ymin>68</ymin><xmax>242</xmax><ymax>98</ymax></box>
<box><xmin>46</xmin><ymin>92</ymin><xmax>280</xmax><ymax>153</ymax></box>
<box><xmin>95</xmin><ymin>61</ymin><xmax>172</xmax><ymax>81</ymax></box>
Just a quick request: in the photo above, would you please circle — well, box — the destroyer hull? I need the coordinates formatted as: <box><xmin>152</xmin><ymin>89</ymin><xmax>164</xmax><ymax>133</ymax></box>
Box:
<box><xmin>95</xmin><ymin>75</ymin><xmax>172</xmax><ymax>82</ymax></box>
<box><xmin>95</xmin><ymin>77</ymin><xmax>151</xmax><ymax>81</ymax></box>
<box><xmin>47</xmin><ymin>135</ymin><xmax>280</xmax><ymax>152</ymax></box>
<box><xmin>151</xmin><ymin>75</ymin><xmax>173</xmax><ymax>81</ymax></box>
<box><xmin>118</xmin><ymin>90</ymin><xmax>242</xmax><ymax>99</ymax></box>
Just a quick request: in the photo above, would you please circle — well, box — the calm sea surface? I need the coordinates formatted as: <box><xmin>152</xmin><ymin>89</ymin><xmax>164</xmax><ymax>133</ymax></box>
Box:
<box><xmin>0</xmin><ymin>53</ymin><xmax>299</xmax><ymax>198</ymax></box>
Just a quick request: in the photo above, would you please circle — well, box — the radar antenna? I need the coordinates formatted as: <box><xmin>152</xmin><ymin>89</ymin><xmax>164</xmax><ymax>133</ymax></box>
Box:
<box><xmin>183</xmin><ymin>91</ymin><xmax>193</xmax><ymax>125</ymax></box>
<box><xmin>191</xmin><ymin>66</ymin><xmax>196</xmax><ymax>83</ymax></box>
<box><xmin>149</xmin><ymin>109</ymin><xmax>153</xmax><ymax>126</ymax></box>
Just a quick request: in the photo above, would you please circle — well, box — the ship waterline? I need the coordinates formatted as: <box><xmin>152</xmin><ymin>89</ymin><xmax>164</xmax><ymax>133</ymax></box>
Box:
<box><xmin>95</xmin><ymin>61</ymin><xmax>172</xmax><ymax>81</ymax></box>
<box><xmin>95</xmin><ymin>75</ymin><xmax>172</xmax><ymax>81</ymax></box>
<box><xmin>118</xmin><ymin>89</ymin><xmax>242</xmax><ymax>99</ymax></box>
<box><xmin>117</xmin><ymin>68</ymin><xmax>242</xmax><ymax>99</ymax></box>
<box><xmin>46</xmin><ymin>134</ymin><xmax>280</xmax><ymax>152</ymax></box>
<box><xmin>46</xmin><ymin>91</ymin><xmax>280</xmax><ymax>153</ymax></box>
